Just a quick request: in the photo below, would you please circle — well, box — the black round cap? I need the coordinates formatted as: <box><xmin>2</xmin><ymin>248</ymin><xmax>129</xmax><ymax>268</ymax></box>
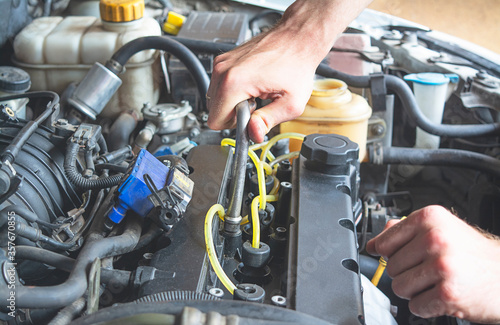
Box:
<box><xmin>233</xmin><ymin>283</ymin><xmax>265</xmax><ymax>303</ymax></box>
<box><xmin>242</xmin><ymin>241</ymin><xmax>270</xmax><ymax>268</ymax></box>
<box><xmin>300</xmin><ymin>134</ymin><xmax>359</xmax><ymax>166</ymax></box>
<box><xmin>0</xmin><ymin>67</ymin><xmax>31</xmax><ymax>93</ymax></box>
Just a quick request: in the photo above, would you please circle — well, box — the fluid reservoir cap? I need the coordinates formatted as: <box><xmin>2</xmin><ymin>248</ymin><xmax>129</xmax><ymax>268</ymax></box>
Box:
<box><xmin>301</xmin><ymin>133</ymin><xmax>359</xmax><ymax>166</ymax></box>
<box><xmin>0</xmin><ymin>67</ymin><xmax>31</xmax><ymax>93</ymax></box>
<box><xmin>404</xmin><ymin>72</ymin><xmax>458</xmax><ymax>85</ymax></box>
<box><xmin>163</xmin><ymin>11</ymin><xmax>186</xmax><ymax>35</ymax></box>
<box><xmin>99</xmin><ymin>0</ymin><xmax>144</xmax><ymax>22</ymax></box>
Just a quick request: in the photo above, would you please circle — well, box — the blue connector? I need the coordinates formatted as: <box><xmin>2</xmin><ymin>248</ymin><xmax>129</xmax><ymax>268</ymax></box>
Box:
<box><xmin>108</xmin><ymin>149</ymin><xmax>170</xmax><ymax>224</ymax></box>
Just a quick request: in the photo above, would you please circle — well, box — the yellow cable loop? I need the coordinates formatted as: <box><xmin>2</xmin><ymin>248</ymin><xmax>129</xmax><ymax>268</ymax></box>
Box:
<box><xmin>250</xmin><ymin>195</ymin><xmax>278</xmax><ymax>248</ymax></box>
<box><xmin>250</xmin><ymin>197</ymin><xmax>261</xmax><ymax>247</ymax></box>
<box><xmin>257</xmin><ymin>161</ymin><xmax>266</xmax><ymax>208</ymax></box>
<box><xmin>204</xmin><ymin>204</ymin><xmax>237</xmax><ymax>294</ymax></box>
<box><xmin>220</xmin><ymin>138</ymin><xmax>235</xmax><ymax>147</ymax></box>
<box><xmin>250</xmin><ymin>142</ymin><xmax>275</xmax><ymax>162</ymax></box>
<box><xmin>270</xmin><ymin>151</ymin><xmax>300</xmax><ymax>168</ymax></box>
<box><xmin>270</xmin><ymin>175</ymin><xmax>280</xmax><ymax>195</ymax></box>
<box><xmin>260</xmin><ymin>132</ymin><xmax>305</xmax><ymax>162</ymax></box>
<box><xmin>247</xmin><ymin>150</ymin><xmax>272</xmax><ymax>176</ymax></box>
<box><xmin>221</xmin><ymin>138</ymin><xmax>272</xmax><ymax>175</ymax></box>
<box><xmin>371</xmin><ymin>216</ymin><xmax>407</xmax><ymax>286</ymax></box>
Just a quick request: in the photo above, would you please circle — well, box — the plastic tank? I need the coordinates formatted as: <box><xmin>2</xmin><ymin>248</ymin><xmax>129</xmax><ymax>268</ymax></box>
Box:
<box><xmin>280</xmin><ymin>79</ymin><xmax>372</xmax><ymax>160</ymax></box>
<box><xmin>12</xmin><ymin>0</ymin><xmax>162</xmax><ymax>118</ymax></box>
<box><xmin>403</xmin><ymin>72</ymin><xmax>458</xmax><ymax>149</ymax></box>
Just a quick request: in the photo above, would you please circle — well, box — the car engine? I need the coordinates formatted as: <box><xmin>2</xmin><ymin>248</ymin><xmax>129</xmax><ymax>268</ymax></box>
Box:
<box><xmin>0</xmin><ymin>1</ymin><xmax>499</xmax><ymax>324</ymax></box>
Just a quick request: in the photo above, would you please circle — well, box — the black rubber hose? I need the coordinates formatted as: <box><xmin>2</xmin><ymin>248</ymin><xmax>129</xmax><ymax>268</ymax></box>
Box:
<box><xmin>15</xmin><ymin>222</ymin><xmax>76</xmax><ymax>251</ymax></box>
<box><xmin>109</xmin><ymin>36</ymin><xmax>210</xmax><ymax>110</ymax></box>
<box><xmin>13</xmin><ymin>217</ymin><xmax>141</xmax><ymax>308</ymax></box>
<box><xmin>370</xmin><ymin>145</ymin><xmax>500</xmax><ymax>177</ymax></box>
<box><xmin>385</xmin><ymin>74</ymin><xmax>500</xmax><ymax>137</ymax></box>
<box><xmin>15</xmin><ymin>246</ymin><xmax>132</xmax><ymax>288</ymax></box>
<box><xmin>94</xmin><ymin>163</ymin><xmax>128</xmax><ymax>173</ymax></box>
<box><xmin>107</xmin><ymin>112</ymin><xmax>137</xmax><ymax>152</ymax></box>
<box><xmin>64</xmin><ymin>142</ymin><xmax>123</xmax><ymax>191</ymax></box>
<box><xmin>72</xmin><ymin>300</ymin><xmax>331</xmax><ymax>325</ymax></box>
<box><xmin>0</xmin><ymin>91</ymin><xmax>59</xmax><ymax>164</ymax></box>
<box><xmin>0</xmin><ymin>206</ymin><xmax>70</xmax><ymax>249</ymax></box>
<box><xmin>2</xmin><ymin>205</ymin><xmax>57</xmax><ymax>229</ymax></box>
<box><xmin>316</xmin><ymin>63</ymin><xmax>371</xmax><ymax>88</ymax></box>
<box><xmin>47</xmin><ymin>297</ymin><xmax>86</xmax><ymax>325</ymax></box>
<box><xmin>97</xmin><ymin>134</ymin><xmax>108</xmax><ymax>154</ymax></box>
<box><xmin>134</xmin><ymin>224</ymin><xmax>163</xmax><ymax>251</ymax></box>
<box><xmin>174</xmin><ymin>37</ymin><xmax>235</xmax><ymax>55</ymax></box>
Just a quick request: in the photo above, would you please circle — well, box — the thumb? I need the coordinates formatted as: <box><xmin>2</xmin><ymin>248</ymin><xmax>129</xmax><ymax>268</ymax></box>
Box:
<box><xmin>366</xmin><ymin>218</ymin><xmax>402</xmax><ymax>255</ymax></box>
<box><xmin>248</xmin><ymin>98</ymin><xmax>305</xmax><ymax>143</ymax></box>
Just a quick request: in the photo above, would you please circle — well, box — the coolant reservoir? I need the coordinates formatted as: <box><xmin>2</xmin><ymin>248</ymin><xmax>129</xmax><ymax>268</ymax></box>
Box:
<box><xmin>403</xmin><ymin>72</ymin><xmax>458</xmax><ymax>149</ymax></box>
<box><xmin>12</xmin><ymin>0</ymin><xmax>162</xmax><ymax>117</ymax></box>
<box><xmin>281</xmin><ymin>79</ymin><xmax>372</xmax><ymax>160</ymax></box>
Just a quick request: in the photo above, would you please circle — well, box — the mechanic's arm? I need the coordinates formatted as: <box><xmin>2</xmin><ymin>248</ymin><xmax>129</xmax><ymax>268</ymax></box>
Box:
<box><xmin>206</xmin><ymin>0</ymin><xmax>372</xmax><ymax>142</ymax></box>
<box><xmin>366</xmin><ymin>205</ymin><xmax>500</xmax><ymax>323</ymax></box>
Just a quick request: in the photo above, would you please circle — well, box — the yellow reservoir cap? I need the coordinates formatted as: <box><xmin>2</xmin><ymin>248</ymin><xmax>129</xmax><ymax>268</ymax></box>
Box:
<box><xmin>100</xmin><ymin>0</ymin><xmax>144</xmax><ymax>23</ymax></box>
<box><xmin>163</xmin><ymin>11</ymin><xmax>186</xmax><ymax>35</ymax></box>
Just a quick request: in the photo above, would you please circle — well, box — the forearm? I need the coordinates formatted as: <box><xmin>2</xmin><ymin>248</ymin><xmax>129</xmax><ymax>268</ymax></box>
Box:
<box><xmin>274</xmin><ymin>0</ymin><xmax>373</xmax><ymax>65</ymax></box>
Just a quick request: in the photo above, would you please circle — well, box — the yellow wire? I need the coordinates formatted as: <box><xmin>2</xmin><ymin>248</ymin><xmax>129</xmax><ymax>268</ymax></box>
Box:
<box><xmin>250</xmin><ymin>142</ymin><xmax>275</xmax><ymax>161</ymax></box>
<box><xmin>248</xmin><ymin>150</ymin><xmax>272</xmax><ymax>176</ymax></box>
<box><xmin>250</xmin><ymin>197</ymin><xmax>261</xmax><ymax>247</ymax></box>
<box><xmin>257</xmin><ymin>161</ymin><xmax>266</xmax><ymax>209</ymax></box>
<box><xmin>270</xmin><ymin>151</ymin><xmax>300</xmax><ymax>167</ymax></box>
<box><xmin>270</xmin><ymin>176</ymin><xmax>280</xmax><ymax>195</ymax></box>
<box><xmin>371</xmin><ymin>216</ymin><xmax>407</xmax><ymax>286</ymax></box>
<box><xmin>250</xmin><ymin>195</ymin><xmax>278</xmax><ymax>248</ymax></box>
<box><xmin>260</xmin><ymin>132</ymin><xmax>305</xmax><ymax>162</ymax></box>
<box><xmin>221</xmin><ymin>138</ymin><xmax>272</xmax><ymax>175</ymax></box>
<box><xmin>220</xmin><ymin>138</ymin><xmax>235</xmax><ymax>147</ymax></box>
<box><xmin>204</xmin><ymin>204</ymin><xmax>237</xmax><ymax>294</ymax></box>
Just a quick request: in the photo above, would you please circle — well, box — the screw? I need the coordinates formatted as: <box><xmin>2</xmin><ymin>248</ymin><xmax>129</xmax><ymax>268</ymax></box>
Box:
<box><xmin>371</xmin><ymin>124</ymin><xmax>385</xmax><ymax>136</ymax></box>
<box><xmin>189</xmin><ymin>128</ymin><xmax>200</xmax><ymax>138</ymax></box>
<box><xmin>271</xmin><ymin>295</ymin><xmax>286</xmax><ymax>307</ymax></box>
<box><xmin>208</xmin><ymin>287</ymin><xmax>224</xmax><ymax>298</ymax></box>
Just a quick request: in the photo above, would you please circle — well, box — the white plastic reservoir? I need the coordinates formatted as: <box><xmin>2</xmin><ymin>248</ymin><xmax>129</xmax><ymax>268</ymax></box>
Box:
<box><xmin>12</xmin><ymin>10</ymin><xmax>162</xmax><ymax>117</ymax></box>
<box><xmin>404</xmin><ymin>72</ymin><xmax>458</xmax><ymax>149</ymax></box>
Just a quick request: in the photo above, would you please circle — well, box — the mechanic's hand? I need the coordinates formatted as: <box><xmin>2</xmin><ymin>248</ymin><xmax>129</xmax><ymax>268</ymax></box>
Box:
<box><xmin>206</xmin><ymin>30</ymin><xmax>316</xmax><ymax>143</ymax></box>
<box><xmin>206</xmin><ymin>0</ymin><xmax>372</xmax><ymax>143</ymax></box>
<box><xmin>366</xmin><ymin>205</ymin><xmax>500</xmax><ymax>323</ymax></box>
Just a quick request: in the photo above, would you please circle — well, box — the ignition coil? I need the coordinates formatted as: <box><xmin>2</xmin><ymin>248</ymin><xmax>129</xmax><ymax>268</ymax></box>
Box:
<box><xmin>108</xmin><ymin>149</ymin><xmax>194</xmax><ymax>230</ymax></box>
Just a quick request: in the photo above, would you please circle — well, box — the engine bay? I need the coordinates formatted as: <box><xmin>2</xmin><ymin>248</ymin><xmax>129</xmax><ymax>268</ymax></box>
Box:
<box><xmin>0</xmin><ymin>1</ymin><xmax>500</xmax><ymax>324</ymax></box>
